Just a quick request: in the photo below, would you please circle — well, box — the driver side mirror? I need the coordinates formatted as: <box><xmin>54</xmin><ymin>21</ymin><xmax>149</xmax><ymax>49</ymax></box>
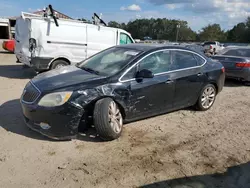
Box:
<box><xmin>135</xmin><ymin>69</ymin><xmax>154</xmax><ymax>79</ymax></box>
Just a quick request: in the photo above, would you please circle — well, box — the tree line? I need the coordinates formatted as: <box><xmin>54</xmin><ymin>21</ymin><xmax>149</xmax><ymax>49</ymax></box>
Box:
<box><xmin>107</xmin><ymin>17</ymin><xmax>250</xmax><ymax>43</ymax></box>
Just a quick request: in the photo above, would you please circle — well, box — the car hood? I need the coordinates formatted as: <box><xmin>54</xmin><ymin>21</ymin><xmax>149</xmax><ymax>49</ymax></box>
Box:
<box><xmin>32</xmin><ymin>65</ymin><xmax>106</xmax><ymax>92</ymax></box>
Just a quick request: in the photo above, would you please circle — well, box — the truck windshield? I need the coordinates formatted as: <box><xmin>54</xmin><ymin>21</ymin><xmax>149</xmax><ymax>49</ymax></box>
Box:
<box><xmin>77</xmin><ymin>47</ymin><xmax>142</xmax><ymax>76</ymax></box>
<box><xmin>204</xmin><ymin>42</ymin><xmax>216</xmax><ymax>45</ymax></box>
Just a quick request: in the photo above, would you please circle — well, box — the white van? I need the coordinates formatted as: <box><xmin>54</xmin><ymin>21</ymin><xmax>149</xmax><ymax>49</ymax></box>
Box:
<box><xmin>15</xmin><ymin>6</ymin><xmax>134</xmax><ymax>72</ymax></box>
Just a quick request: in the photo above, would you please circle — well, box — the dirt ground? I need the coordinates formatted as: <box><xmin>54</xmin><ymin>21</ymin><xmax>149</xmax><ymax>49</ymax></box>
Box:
<box><xmin>0</xmin><ymin>47</ymin><xmax>250</xmax><ymax>188</ymax></box>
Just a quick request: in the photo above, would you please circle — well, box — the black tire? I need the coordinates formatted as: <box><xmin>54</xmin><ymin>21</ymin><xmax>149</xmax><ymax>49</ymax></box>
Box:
<box><xmin>93</xmin><ymin>98</ymin><xmax>123</xmax><ymax>141</ymax></box>
<box><xmin>22</xmin><ymin>64</ymin><xmax>30</xmax><ymax>69</ymax></box>
<box><xmin>50</xmin><ymin>60</ymin><xmax>69</xmax><ymax>70</ymax></box>
<box><xmin>244</xmin><ymin>81</ymin><xmax>250</xmax><ymax>86</ymax></box>
<box><xmin>213</xmin><ymin>48</ymin><xmax>216</xmax><ymax>55</ymax></box>
<box><xmin>196</xmin><ymin>84</ymin><xmax>217</xmax><ymax>111</ymax></box>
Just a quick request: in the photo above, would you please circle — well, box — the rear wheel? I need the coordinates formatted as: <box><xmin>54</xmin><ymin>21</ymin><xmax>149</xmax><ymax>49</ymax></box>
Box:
<box><xmin>196</xmin><ymin>84</ymin><xmax>217</xmax><ymax>111</ymax></box>
<box><xmin>50</xmin><ymin>60</ymin><xmax>69</xmax><ymax>70</ymax></box>
<box><xmin>244</xmin><ymin>81</ymin><xmax>250</xmax><ymax>86</ymax></box>
<box><xmin>213</xmin><ymin>48</ymin><xmax>216</xmax><ymax>55</ymax></box>
<box><xmin>94</xmin><ymin>98</ymin><xmax>123</xmax><ymax>141</ymax></box>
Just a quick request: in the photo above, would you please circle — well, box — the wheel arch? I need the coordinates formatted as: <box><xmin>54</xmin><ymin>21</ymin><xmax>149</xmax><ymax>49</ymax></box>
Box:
<box><xmin>48</xmin><ymin>57</ymin><xmax>71</xmax><ymax>69</ymax></box>
<box><xmin>208</xmin><ymin>81</ymin><xmax>218</xmax><ymax>93</ymax></box>
<box><xmin>85</xmin><ymin>96</ymin><xmax>127</xmax><ymax>119</ymax></box>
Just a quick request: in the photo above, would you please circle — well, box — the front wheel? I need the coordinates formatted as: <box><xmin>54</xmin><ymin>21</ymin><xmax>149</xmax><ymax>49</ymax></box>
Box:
<box><xmin>196</xmin><ymin>84</ymin><xmax>217</xmax><ymax>111</ymax></box>
<box><xmin>94</xmin><ymin>98</ymin><xmax>123</xmax><ymax>141</ymax></box>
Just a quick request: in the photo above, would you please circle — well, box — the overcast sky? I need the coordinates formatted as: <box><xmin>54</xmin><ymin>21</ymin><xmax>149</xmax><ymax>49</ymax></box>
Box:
<box><xmin>0</xmin><ymin>0</ymin><xmax>250</xmax><ymax>31</ymax></box>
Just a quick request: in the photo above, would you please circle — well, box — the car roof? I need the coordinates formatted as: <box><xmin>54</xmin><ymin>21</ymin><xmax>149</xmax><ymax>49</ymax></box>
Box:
<box><xmin>224</xmin><ymin>46</ymin><xmax>250</xmax><ymax>50</ymax></box>
<box><xmin>118</xmin><ymin>43</ymin><xmax>200</xmax><ymax>53</ymax></box>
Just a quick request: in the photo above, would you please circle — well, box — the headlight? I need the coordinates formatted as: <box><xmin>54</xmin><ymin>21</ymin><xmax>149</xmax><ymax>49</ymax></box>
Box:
<box><xmin>38</xmin><ymin>92</ymin><xmax>73</xmax><ymax>107</ymax></box>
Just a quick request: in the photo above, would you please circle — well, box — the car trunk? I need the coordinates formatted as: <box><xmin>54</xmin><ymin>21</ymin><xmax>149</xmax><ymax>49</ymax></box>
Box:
<box><xmin>212</xmin><ymin>55</ymin><xmax>249</xmax><ymax>70</ymax></box>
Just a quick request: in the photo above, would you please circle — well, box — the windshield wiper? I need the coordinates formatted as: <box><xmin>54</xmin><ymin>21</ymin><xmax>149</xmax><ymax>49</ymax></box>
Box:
<box><xmin>80</xmin><ymin>66</ymin><xmax>100</xmax><ymax>75</ymax></box>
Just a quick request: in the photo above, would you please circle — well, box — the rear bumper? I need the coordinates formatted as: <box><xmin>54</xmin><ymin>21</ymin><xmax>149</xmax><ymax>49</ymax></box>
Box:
<box><xmin>226</xmin><ymin>69</ymin><xmax>250</xmax><ymax>82</ymax></box>
<box><xmin>217</xmin><ymin>72</ymin><xmax>225</xmax><ymax>93</ymax></box>
<box><xmin>15</xmin><ymin>53</ymin><xmax>31</xmax><ymax>66</ymax></box>
<box><xmin>30</xmin><ymin>57</ymin><xmax>53</xmax><ymax>71</ymax></box>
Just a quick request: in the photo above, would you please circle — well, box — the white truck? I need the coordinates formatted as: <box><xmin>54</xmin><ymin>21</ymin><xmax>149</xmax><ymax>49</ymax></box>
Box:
<box><xmin>15</xmin><ymin>5</ymin><xmax>134</xmax><ymax>72</ymax></box>
<box><xmin>202</xmin><ymin>41</ymin><xmax>225</xmax><ymax>55</ymax></box>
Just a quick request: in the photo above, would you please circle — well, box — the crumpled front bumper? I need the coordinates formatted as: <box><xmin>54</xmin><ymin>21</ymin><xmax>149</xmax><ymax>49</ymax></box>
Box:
<box><xmin>21</xmin><ymin>101</ymin><xmax>85</xmax><ymax>140</ymax></box>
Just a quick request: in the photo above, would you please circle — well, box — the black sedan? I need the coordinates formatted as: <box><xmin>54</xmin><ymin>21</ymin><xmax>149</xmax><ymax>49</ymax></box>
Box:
<box><xmin>20</xmin><ymin>44</ymin><xmax>225</xmax><ymax>141</ymax></box>
<box><xmin>211</xmin><ymin>47</ymin><xmax>250</xmax><ymax>83</ymax></box>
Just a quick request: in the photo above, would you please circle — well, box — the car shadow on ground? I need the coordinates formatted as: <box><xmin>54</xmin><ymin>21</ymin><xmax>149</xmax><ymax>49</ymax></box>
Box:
<box><xmin>77</xmin><ymin>128</ymin><xmax>103</xmax><ymax>142</ymax></box>
<box><xmin>0</xmin><ymin>99</ymin><xmax>53</xmax><ymax>141</ymax></box>
<box><xmin>0</xmin><ymin>51</ymin><xmax>13</xmax><ymax>54</ymax></box>
<box><xmin>140</xmin><ymin>162</ymin><xmax>250</xmax><ymax>188</ymax></box>
<box><xmin>0</xmin><ymin>99</ymin><xmax>102</xmax><ymax>142</ymax></box>
<box><xmin>0</xmin><ymin>64</ymin><xmax>37</xmax><ymax>79</ymax></box>
<box><xmin>224</xmin><ymin>79</ymin><xmax>249</xmax><ymax>87</ymax></box>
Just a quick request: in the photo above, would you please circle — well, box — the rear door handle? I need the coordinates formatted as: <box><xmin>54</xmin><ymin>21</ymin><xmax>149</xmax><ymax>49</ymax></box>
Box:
<box><xmin>197</xmin><ymin>73</ymin><xmax>203</xmax><ymax>76</ymax></box>
<box><xmin>165</xmin><ymin>80</ymin><xmax>174</xmax><ymax>84</ymax></box>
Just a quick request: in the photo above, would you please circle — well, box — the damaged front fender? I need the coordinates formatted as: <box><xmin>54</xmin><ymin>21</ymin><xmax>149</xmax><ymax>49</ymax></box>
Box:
<box><xmin>71</xmin><ymin>83</ymin><xmax>133</xmax><ymax>118</ymax></box>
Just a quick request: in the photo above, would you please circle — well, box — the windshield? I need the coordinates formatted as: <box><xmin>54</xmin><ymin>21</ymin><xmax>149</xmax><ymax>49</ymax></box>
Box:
<box><xmin>203</xmin><ymin>42</ymin><xmax>216</xmax><ymax>45</ymax></box>
<box><xmin>77</xmin><ymin>47</ymin><xmax>141</xmax><ymax>76</ymax></box>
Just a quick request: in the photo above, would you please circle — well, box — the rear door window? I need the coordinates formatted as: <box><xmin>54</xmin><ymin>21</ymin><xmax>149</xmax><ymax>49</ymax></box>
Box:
<box><xmin>193</xmin><ymin>54</ymin><xmax>206</xmax><ymax>65</ymax></box>
<box><xmin>171</xmin><ymin>51</ymin><xmax>199</xmax><ymax>70</ymax></box>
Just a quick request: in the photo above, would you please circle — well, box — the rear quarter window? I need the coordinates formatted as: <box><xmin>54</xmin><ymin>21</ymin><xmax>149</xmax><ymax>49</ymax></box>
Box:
<box><xmin>193</xmin><ymin>54</ymin><xmax>206</xmax><ymax>65</ymax></box>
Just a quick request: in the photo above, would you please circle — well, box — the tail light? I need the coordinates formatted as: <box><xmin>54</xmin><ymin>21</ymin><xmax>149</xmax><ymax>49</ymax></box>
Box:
<box><xmin>221</xmin><ymin>67</ymin><xmax>225</xmax><ymax>73</ymax></box>
<box><xmin>210</xmin><ymin>45</ymin><xmax>213</xmax><ymax>49</ymax></box>
<box><xmin>29</xmin><ymin>38</ymin><xmax>37</xmax><ymax>52</ymax></box>
<box><xmin>235</xmin><ymin>62</ymin><xmax>250</xmax><ymax>68</ymax></box>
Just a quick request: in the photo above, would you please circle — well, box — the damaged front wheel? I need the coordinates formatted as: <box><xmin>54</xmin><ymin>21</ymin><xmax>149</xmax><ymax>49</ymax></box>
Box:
<box><xmin>94</xmin><ymin>98</ymin><xmax>123</xmax><ymax>141</ymax></box>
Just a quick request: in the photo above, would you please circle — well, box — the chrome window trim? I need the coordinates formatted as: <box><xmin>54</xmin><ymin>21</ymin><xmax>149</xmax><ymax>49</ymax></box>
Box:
<box><xmin>21</xmin><ymin>81</ymin><xmax>42</xmax><ymax>104</ymax></box>
<box><xmin>118</xmin><ymin>48</ymin><xmax>207</xmax><ymax>83</ymax></box>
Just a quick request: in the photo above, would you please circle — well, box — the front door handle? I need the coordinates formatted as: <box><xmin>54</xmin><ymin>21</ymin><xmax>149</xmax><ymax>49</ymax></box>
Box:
<box><xmin>197</xmin><ymin>73</ymin><xmax>203</xmax><ymax>76</ymax></box>
<box><xmin>165</xmin><ymin>80</ymin><xmax>174</xmax><ymax>84</ymax></box>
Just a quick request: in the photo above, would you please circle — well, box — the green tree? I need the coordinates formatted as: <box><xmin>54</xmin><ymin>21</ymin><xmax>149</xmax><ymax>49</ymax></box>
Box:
<box><xmin>198</xmin><ymin>24</ymin><xmax>227</xmax><ymax>42</ymax></box>
<box><xmin>124</xmin><ymin>18</ymin><xmax>197</xmax><ymax>41</ymax></box>
<box><xmin>108</xmin><ymin>21</ymin><xmax>121</xmax><ymax>28</ymax></box>
<box><xmin>227</xmin><ymin>23</ymin><xmax>247</xmax><ymax>42</ymax></box>
<box><xmin>245</xmin><ymin>17</ymin><xmax>250</xmax><ymax>42</ymax></box>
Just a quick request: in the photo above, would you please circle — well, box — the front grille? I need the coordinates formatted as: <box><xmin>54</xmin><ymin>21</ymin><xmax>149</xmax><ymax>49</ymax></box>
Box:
<box><xmin>22</xmin><ymin>82</ymin><xmax>41</xmax><ymax>103</ymax></box>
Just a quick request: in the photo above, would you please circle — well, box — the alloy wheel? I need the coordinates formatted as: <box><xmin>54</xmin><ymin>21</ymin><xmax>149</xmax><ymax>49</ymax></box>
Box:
<box><xmin>108</xmin><ymin>101</ymin><xmax>123</xmax><ymax>133</ymax></box>
<box><xmin>201</xmin><ymin>86</ymin><xmax>216</xmax><ymax>109</ymax></box>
